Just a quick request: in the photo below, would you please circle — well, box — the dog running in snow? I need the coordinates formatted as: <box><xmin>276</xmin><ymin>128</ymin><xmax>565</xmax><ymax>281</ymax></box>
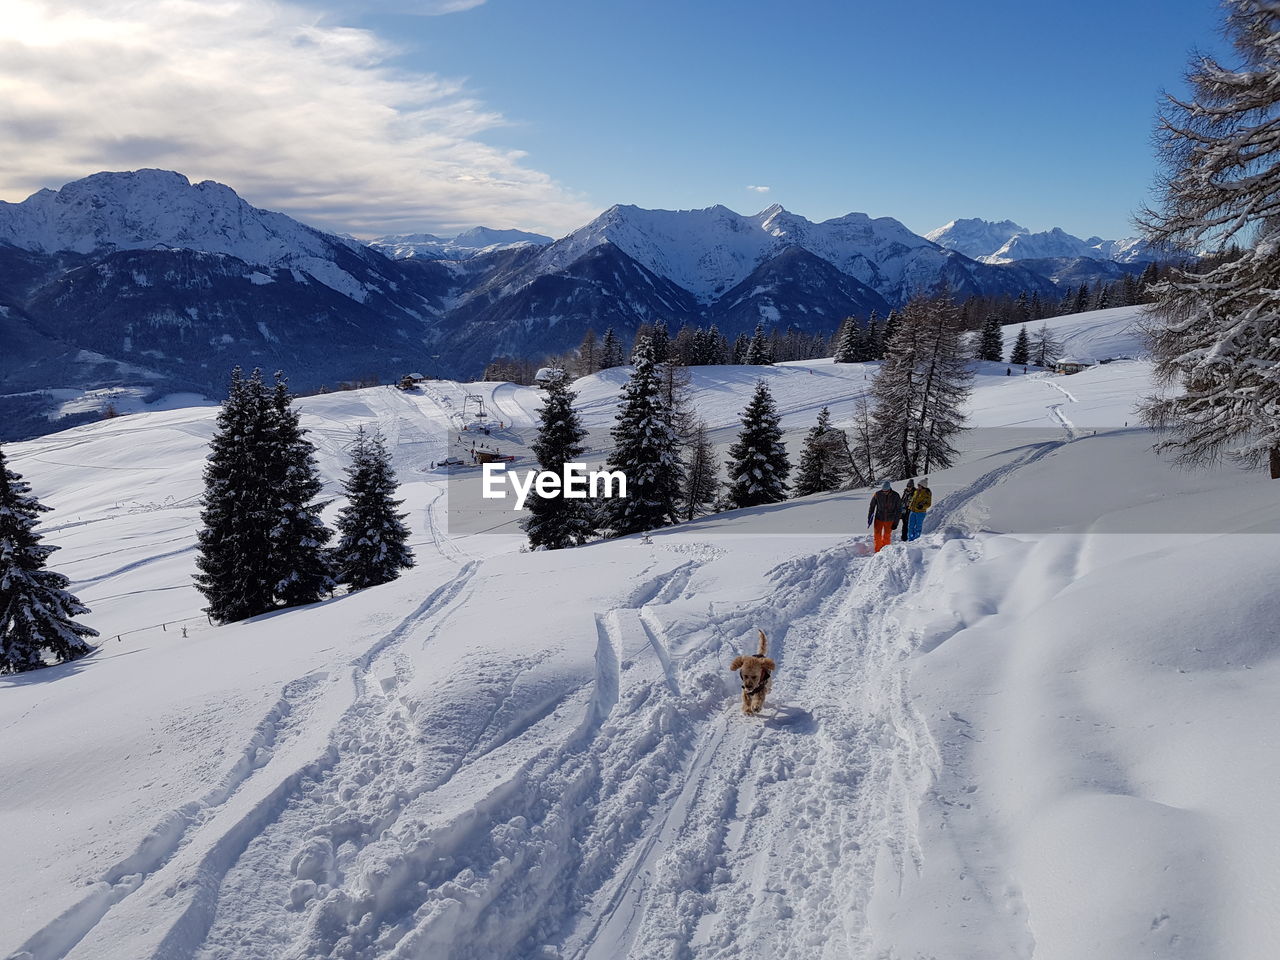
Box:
<box><xmin>730</xmin><ymin>630</ymin><xmax>775</xmax><ymax>715</ymax></box>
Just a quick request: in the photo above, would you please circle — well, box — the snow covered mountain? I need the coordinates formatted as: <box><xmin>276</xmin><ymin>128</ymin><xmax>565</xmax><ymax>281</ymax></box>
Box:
<box><xmin>925</xmin><ymin>217</ymin><xmax>1028</xmax><ymax>260</ymax></box>
<box><xmin>5</xmin><ymin>304</ymin><xmax>1278</xmax><ymax>959</ymax></box>
<box><xmin>0</xmin><ymin>171</ymin><xmax>1124</xmax><ymax>438</ymax></box>
<box><xmin>369</xmin><ymin>226</ymin><xmax>552</xmax><ymax>260</ymax></box>
<box><xmin>532</xmin><ymin>202</ymin><xmax>1055</xmax><ymax>306</ymax></box>
<box><xmin>928</xmin><ymin>217</ymin><xmax>1154</xmax><ymax>265</ymax></box>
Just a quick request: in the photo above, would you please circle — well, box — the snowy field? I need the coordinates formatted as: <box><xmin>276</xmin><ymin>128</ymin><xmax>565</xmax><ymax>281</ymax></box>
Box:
<box><xmin>3</xmin><ymin>305</ymin><xmax>1279</xmax><ymax>960</ymax></box>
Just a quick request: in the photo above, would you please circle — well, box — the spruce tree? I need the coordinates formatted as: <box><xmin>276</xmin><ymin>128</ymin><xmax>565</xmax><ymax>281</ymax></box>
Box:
<box><xmin>681</xmin><ymin>420</ymin><xmax>720</xmax><ymax>520</ymax></box>
<box><xmin>524</xmin><ymin>371</ymin><xmax>595</xmax><ymax>549</ymax></box>
<box><xmin>599</xmin><ymin>328</ymin><xmax>624</xmax><ymax>369</ymax></box>
<box><xmin>601</xmin><ymin>337</ymin><xmax>685</xmax><ymax>536</ymax></box>
<box><xmin>793</xmin><ymin>407</ymin><xmax>846</xmax><ymax>497</ymax></box>
<box><xmin>0</xmin><ymin>446</ymin><xmax>97</xmax><ymax>674</ymax></box>
<box><xmin>832</xmin><ymin>318</ymin><xmax>862</xmax><ymax>363</ymax></box>
<box><xmin>1137</xmin><ymin>0</ymin><xmax>1280</xmax><ymax>475</ymax></box>
<box><xmin>978</xmin><ymin>315</ymin><xmax>1005</xmax><ymax>362</ymax></box>
<box><xmin>267</xmin><ymin>375</ymin><xmax>335</xmax><ymax>608</ymax></box>
<box><xmin>1009</xmin><ymin>325</ymin><xmax>1031</xmax><ymax>366</ymax></box>
<box><xmin>333</xmin><ymin>427</ymin><xmax>415</xmax><ymax>587</ymax></box>
<box><xmin>745</xmin><ymin>323</ymin><xmax>772</xmax><ymax>365</ymax></box>
<box><xmin>725</xmin><ymin>380</ymin><xmax>790</xmax><ymax>507</ymax></box>
<box><xmin>195</xmin><ymin>368</ymin><xmax>281</xmax><ymax>623</ymax></box>
<box><xmin>877</xmin><ymin>310</ymin><xmax>899</xmax><ymax>359</ymax></box>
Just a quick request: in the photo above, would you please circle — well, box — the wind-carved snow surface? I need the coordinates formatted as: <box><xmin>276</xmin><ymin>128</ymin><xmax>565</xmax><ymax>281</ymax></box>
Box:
<box><xmin>3</xmin><ymin>306</ymin><xmax>1279</xmax><ymax>960</ymax></box>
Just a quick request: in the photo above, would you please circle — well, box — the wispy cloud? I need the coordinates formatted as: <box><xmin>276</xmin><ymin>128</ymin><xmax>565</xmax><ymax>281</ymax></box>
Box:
<box><xmin>0</xmin><ymin>0</ymin><xmax>597</xmax><ymax>237</ymax></box>
<box><xmin>747</xmin><ymin>184</ymin><xmax>771</xmax><ymax>194</ymax></box>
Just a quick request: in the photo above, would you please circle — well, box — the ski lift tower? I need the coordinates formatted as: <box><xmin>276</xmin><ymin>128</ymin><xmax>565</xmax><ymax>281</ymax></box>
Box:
<box><xmin>462</xmin><ymin>394</ymin><xmax>487</xmax><ymax>420</ymax></box>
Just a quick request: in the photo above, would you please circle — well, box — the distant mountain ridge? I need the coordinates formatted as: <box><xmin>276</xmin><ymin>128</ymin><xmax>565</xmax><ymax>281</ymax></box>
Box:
<box><xmin>927</xmin><ymin>216</ymin><xmax>1153</xmax><ymax>264</ymax></box>
<box><xmin>0</xmin><ymin>171</ymin><xmax>1158</xmax><ymax>438</ymax></box>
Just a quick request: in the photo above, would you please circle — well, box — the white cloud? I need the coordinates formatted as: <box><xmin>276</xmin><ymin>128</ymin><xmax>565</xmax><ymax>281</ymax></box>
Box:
<box><xmin>747</xmin><ymin>185</ymin><xmax>771</xmax><ymax>193</ymax></box>
<box><xmin>0</xmin><ymin>0</ymin><xmax>598</xmax><ymax>237</ymax></box>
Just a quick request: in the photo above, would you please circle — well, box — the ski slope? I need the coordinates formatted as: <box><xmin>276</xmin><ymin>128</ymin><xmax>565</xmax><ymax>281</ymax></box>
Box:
<box><xmin>3</xmin><ymin>306</ymin><xmax>1279</xmax><ymax>960</ymax></box>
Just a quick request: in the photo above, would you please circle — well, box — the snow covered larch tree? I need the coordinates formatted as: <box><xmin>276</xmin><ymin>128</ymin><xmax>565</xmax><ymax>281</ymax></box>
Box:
<box><xmin>725</xmin><ymin>380</ymin><xmax>790</xmax><ymax>508</ymax></box>
<box><xmin>0</xmin><ymin>444</ymin><xmax>97</xmax><ymax>674</ymax></box>
<box><xmin>524</xmin><ymin>370</ymin><xmax>595</xmax><ymax>549</ymax></box>
<box><xmin>333</xmin><ymin>426</ymin><xmax>415</xmax><ymax>587</ymax></box>
<box><xmin>1138</xmin><ymin>0</ymin><xmax>1280</xmax><ymax>477</ymax></box>
<box><xmin>601</xmin><ymin>336</ymin><xmax>686</xmax><ymax>536</ymax></box>
<box><xmin>681</xmin><ymin>419</ymin><xmax>720</xmax><ymax>520</ymax></box>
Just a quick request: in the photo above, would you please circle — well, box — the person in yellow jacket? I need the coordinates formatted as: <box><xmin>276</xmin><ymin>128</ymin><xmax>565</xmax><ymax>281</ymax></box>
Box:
<box><xmin>906</xmin><ymin>478</ymin><xmax>931</xmax><ymax>541</ymax></box>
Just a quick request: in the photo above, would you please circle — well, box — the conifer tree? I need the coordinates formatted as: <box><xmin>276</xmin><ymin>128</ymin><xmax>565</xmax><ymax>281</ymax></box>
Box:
<box><xmin>1137</xmin><ymin>0</ymin><xmax>1280</xmax><ymax>475</ymax></box>
<box><xmin>1071</xmin><ymin>283</ymin><xmax>1090</xmax><ymax>314</ymax></box>
<box><xmin>793</xmin><ymin>407</ymin><xmax>846</xmax><ymax>497</ymax></box>
<box><xmin>878</xmin><ymin>310</ymin><xmax>899</xmax><ymax>359</ymax></box>
<box><xmin>0</xmin><ymin>445</ymin><xmax>97</xmax><ymax>674</ymax></box>
<box><xmin>681</xmin><ymin>419</ymin><xmax>720</xmax><ymax>520</ymax></box>
<box><xmin>870</xmin><ymin>295</ymin><xmax>973</xmax><ymax>478</ymax></box>
<box><xmin>725</xmin><ymin>380</ymin><xmax>790</xmax><ymax>507</ymax></box>
<box><xmin>1029</xmin><ymin>291</ymin><xmax>1044</xmax><ymax>321</ymax></box>
<box><xmin>1031</xmin><ymin>324</ymin><xmax>1062</xmax><ymax>368</ymax></box>
<box><xmin>601</xmin><ymin>337</ymin><xmax>685</xmax><ymax>535</ymax></box>
<box><xmin>745</xmin><ymin>322</ymin><xmax>772</xmax><ymax>365</ymax></box>
<box><xmin>864</xmin><ymin>318</ymin><xmax>882</xmax><ymax>361</ymax></box>
<box><xmin>978</xmin><ymin>315</ymin><xmax>1005</xmax><ymax>362</ymax></box>
<box><xmin>599</xmin><ymin>328</ymin><xmax>624</xmax><ymax>369</ymax></box>
<box><xmin>577</xmin><ymin>328</ymin><xmax>599</xmax><ymax>376</ymax></box>
<box><xmin>832</xmin><ymin>318</ymin><xmax>862</xmax><ymax>363</ymax></box>
<box><xmin>195</xmin><ymin>368</ymin><xmax>281</xmax><ymax>623</ymax></box>
<box><xmin>266</xmin><ymin>375</ymin><xmax>335</xmax><ymax>608</ymax></box>
<box><xmin>524</xmin><ymin>371</ymin><xmax>595</xmax><ymax>548</ymax></box>
<box><xmin>1013</xmin><ymin>291</ymin><xmax>1031</xmax><ymax>324</ymax></box>
<box><xmin>1009</xmin><ymin>324</ymin><xmax>1031</xmax><ymax>366</ymax></box>
<box><xmin>731</xmin><ymin>333</ymin><xmax>749</xmax><ymax>364</ymax></box>
<box><xmin>650</xmin><ymin>320</ymin><xmax>671</xmax><ymax>363</ymax></box>
<box><xmin>333</xmin><ymin>427</ymin><xmax>415</xmax><ymax>587</ymax></box>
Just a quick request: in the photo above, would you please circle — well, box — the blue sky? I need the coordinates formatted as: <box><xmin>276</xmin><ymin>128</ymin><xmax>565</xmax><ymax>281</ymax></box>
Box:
<box><xmin>359</xmin><ymin>0</ymin><xmax>1224</xmax><ymax>238</ymax></box>
<box><xmin>2</xmin><ymin>0</ymin><xmax>1227</xmax><ymax>240</ymax></box>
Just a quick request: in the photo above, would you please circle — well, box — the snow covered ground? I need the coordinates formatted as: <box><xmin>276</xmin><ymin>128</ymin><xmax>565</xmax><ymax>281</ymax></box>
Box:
<box><xmin>3</xmin><ymin>305</ymin><xmax>1278</xmax><ymax>960</ymax></box>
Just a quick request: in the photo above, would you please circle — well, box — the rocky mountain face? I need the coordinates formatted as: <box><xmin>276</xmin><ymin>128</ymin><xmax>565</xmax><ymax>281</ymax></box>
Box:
<box><xmin>0</xmin><ymin>171</ymin><xmax>1152</xmax><ymax>438</ymax></box>
<box><xmin>927</xmin><ymin>217</ymin><xmax>1155</xmax><ymax>265</ymax></box>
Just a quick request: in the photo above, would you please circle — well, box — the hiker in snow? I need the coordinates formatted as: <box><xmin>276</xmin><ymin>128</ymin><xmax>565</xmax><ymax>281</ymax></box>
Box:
<box><xmin>1006</xmin><ymin>367</ymin><xmax>1012</xmax><ymax>376</ymax></box>
<box><xmin>906</xmin><ymin>477</ymin><xmax>932</xmax><ymax>541</ymax></box>
<box><xmin>899</xmin><ymin>478</ymin><xmax>916</xmax><ymax>542</ymax></box>
<box><xmin>867</xmin><ymin>481</ymin><xmax>901</xmax><ymax>554</ymax></box>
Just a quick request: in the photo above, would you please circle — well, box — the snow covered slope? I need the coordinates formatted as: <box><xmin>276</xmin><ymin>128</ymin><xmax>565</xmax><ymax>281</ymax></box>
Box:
<box><xmin>3</xmin><ymin>307</ymin><xmax>1278</xmax><ymax>960</ymax></box>
<box><xmin>925</xmin><ymin>217</ymin><xmax>1028</xmax><ymax>259</ymax></box>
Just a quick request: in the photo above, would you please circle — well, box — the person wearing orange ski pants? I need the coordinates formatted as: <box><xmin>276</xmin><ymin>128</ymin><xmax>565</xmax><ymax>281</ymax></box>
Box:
<box><xmin>866</xmin><ymin>481</ymin><xmax>903</xmax><ymax>554</ymax></box>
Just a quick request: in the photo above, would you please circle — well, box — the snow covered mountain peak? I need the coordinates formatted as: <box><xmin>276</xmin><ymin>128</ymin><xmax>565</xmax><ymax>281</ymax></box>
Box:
<box><xmin>927</xmin><ymin>216</ymin><xmax>1154</xmax><ymax>265</ymax></box>
<box><xmin>369</xmin><ymin>225</ymin><xmax>552</xmax><ymax>260</ymax></box>
<box><xmin>0</xmin><ymin>168</ymin><xmax>354</xmax><ymax>265</ymax></box>
<box><xmin>925</xmin><ymin>217</ymin><xmax>1029</xmax><ymax>259</ymax></box>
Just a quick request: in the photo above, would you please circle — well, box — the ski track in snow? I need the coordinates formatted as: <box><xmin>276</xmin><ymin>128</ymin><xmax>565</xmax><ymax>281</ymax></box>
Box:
<box><xmin>1038</xmin><ymin>376</ymin><xmax>1079</xmax><ymax>441</ymax></box>
<box><xmin>145</xmin><ymin>447</ymin><xmax>1051</xmax><ymax>960</ymax></box>
<box><xmin>12</xmin><ymin>384</ymin><xmax>1076</xmax><ymax>960</ymax></box>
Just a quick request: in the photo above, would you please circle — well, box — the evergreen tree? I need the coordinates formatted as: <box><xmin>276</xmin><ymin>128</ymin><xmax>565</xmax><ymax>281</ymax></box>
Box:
<box><xmin>1031</xmin><ymin>324</ymin><xmax>1062</xmax><ymax>368</ymax></box>
<box><xmin>745</xmin><ymin>322</ymin><xmax>772</xmax><ymax>365</ymax></box>
<box><xmin>1029</xmin><ymin>291</ymin><xmax>1045</xmax><ymax>321</ymax></box>
<box><xmin>1139</xmin><ymin>261</ymin><xmax>1161</xmax><ymax>303</ymax></box>
<box><xmin>731</xmin><ymin>333</ymin><xmax>749</xmax><ymax>364</ymax></box>
<box><xmin>577</xmin><ymin>328</ymin><xmax>599</xmax><ymax>376</ymax></box>
<box><xmin>878</xmin><ymin>309</ymin><xmax>899</xmax><ymax>359</ymax></box>
<box><xmin>0</xmin><ymin>445</ymin><xmax>97</xmax><ymax>674</ymax></box>
<box><xmin>1009</xmin><ymin>324</ymin><xmax>1031</xmax><ymax>366</ymax></box>
<box><xmin>601</xmin><ymin>337</ymin><xmax>685</xmax><ymax>535</ymax></box>
<box><xmin>707</xmin><ymin>324</ymin><xmax>728</xmax><ymax>364</ymax></box>
<box><xmin>1071</xmin><ymin>283</ymin><xmax>1090</xmax><ymax>314</ymax></box>
<box><xmin>333</xmin><ymin>427</ymin><xmax>414</xmax><ymax>587</ymax></box>
<box><xmin>978</xmin><ymin>315</ymin><xmax>1005</xmax><ymax>362</ymax></box>
<box><xmin>650</xmin><ymin>320</ymin><xmax>671</xmax><ymax>363</ymax></box>
<box><xmin>832</xmin><ymin>317</ymin><xmax>862</xmax><ymax>363</ymax></box>
<box><xmin>864</xmin><ymin>318</ymin><xmax>882</xmax><ymax>361</ymax></box>
<box><xmin>195</xmin><ymin>368</ymin><xmax>281</xmax><ymax>623</ymax></box>
<box><xmin>681</xmin><ymin>419</ymin><xmax>720</xmax><ymax>520</ymax></box>
<box><xmin>267</xmin><ymin>375</ymin><xmax>335</xmax><ymax>608</ymax></box>
<box><xmin>1013</xmin><ymin>291</ymin><xmax>1031</xmax><ymax>324</ymax></box>
<box><xmin>725</xmin><ymin>380</ymin><xmax>790</xmax><ymax>507</ymax></box>
<box><xmin>599</xmin><ymin>328</ymin><xmax>624</xmax><ymax>369</ymax></box>
<box><xmin>792</xmin><ymin>407</ymin><xmax>846</xmax><ymax>497</ymax></box>
<box><xmin>1137</xmin><ymin>0</ymin><xmax>1280</xmax><ymax>475</ymax></box>
<box><xmin>523</xmin><ymin>371</ymin><xmax>595</xmax><ymax>549</ymax></box>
